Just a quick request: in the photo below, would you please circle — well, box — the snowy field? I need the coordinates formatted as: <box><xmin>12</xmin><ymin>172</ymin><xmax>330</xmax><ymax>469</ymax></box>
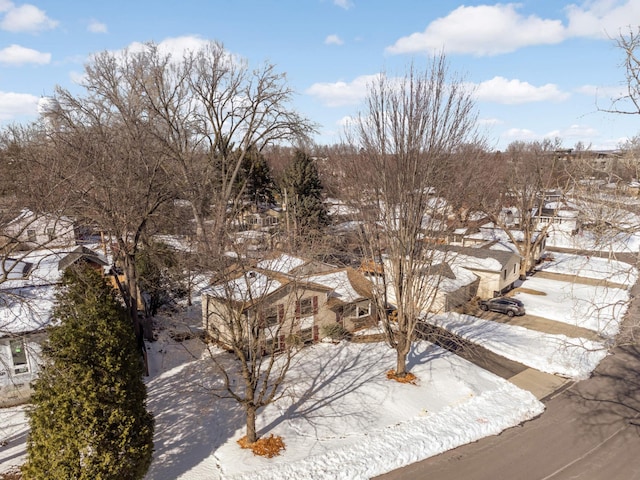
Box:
<box><xmin>0</xmin><ymin>252</ymin><xmax>636</xmax><ymax>479</ymax></box>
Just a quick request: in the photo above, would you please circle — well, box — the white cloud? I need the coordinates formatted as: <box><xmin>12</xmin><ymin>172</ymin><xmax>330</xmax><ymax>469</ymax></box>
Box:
<box><xmin>337</xmin><ymin>115</ymin><xmax>355</xmax><ymax>127</ymax></box>
<box><xmin>566</xmin><ymin>0</ymin><xmax>640</xmax><ymax>38</ymax></box>
<box><xmin>502</xmin><ymin>127</ymin><xmax>539</xmax><ymax>142</ymax></box>
<box><xmin>334</xmin><ymin>0</ymin><xmax>353</xmax><ymax>10</ymax></box>
<box><xmin>474</xmin><ymin>76</ymin><xmax>570</xmax><ymax>104</ymax></box>
<box><xmin>577</xmin><ymin>83</ymin><xmax>627</xmax><ymax>99</ymax></box>
<box><xmin>325</xmin><ymin>34</ymin><xmax>344</xmax><ymax>46</ymax></box>
<box><xmin>386</xmin><ymin>1</ymin><xmax>640</xmax><ymax>57</ymax></box>
<box><xmin>0</xmin><ymin>44</ymin><xmax>50</xmax><ymax>65</ymax></box>
<box><xmin>0</xmin><ymin>91</ymin><xmax>39</xmax><ymax>120</ymax></box>
<box><xmin>127</xmin><ymin>35</ymin><xmax>211</xmax><ymax>59</ymax></box>
<box><xmin>0</xmin><ymin>3</ymin><xmax>58</xmax><ymax>33</ymax></box>
<box><xmin>478</xmin><ymin>117</ymin><xmax>503</xmax><ymax>126</ymax></box>
<box><xmin>69</xmin><ymin>70</ymin><xmax>86</xmax><ymax>85</ymax></box>
<box><xmin>306</xmin><ymin>74</ymin><xmax>379</xmax><ymax>107</ymax></box>
<box><xmin>0</xmin><ymin>0</ymin><xmax>12</xmax><ymax>13</ymax></box>
<box><xmin>87</xmin><ymin>19</ymin><xmax>107</xmax><ymax>34</ymax></box>
<box><xmin>386</xmin><ymin>4</ymin><xmax>565</xmax><ymax>56</ymax></box>
<box><xmin>546</xmin><ymin>124</ymin><xmax>600</xmax><ymax>139</ymax></box>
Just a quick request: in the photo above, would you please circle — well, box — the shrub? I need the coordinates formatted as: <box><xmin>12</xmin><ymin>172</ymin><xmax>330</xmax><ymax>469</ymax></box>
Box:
<box><xmin>22</xmin><ymin>266</ymin><xmax>154</xmax><ymax>480</ymax></box>
<box><xmin>321</xmin><ymin>323</ymin><xmax>351</xmax><ymax>341</ymax></box>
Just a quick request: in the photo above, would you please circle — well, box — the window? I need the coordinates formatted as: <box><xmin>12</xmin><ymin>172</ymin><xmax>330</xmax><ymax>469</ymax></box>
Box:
<box><xmin>299</xmin><ymin>297</ymin><xmax>314</xmax><ymax>316</ymax></box>
<box><xmin>263</xmin><ymin>304</ymin><xmax>283</xmax><ymax>327</ymax></box>
<box><xmin>10</xmin><ymin>339</ymin><xmax>28</xmax><ymax>374</ymax></box>
<box><xmin>46</xmin><ymin>228</ymin><xmax>56</xmax><ymax>241</ymax></box>
<box><xmin>344</xmin><ymin>301</ymin><xmax>371</xmax><ymax>318</ymax></box>
<box><xmin>503</xmin><ymin>269</ymin><xmax>507</xmax><ymax>280</ymax></box>
<box><xmin>27</xmin><ymin>229</ymin><xmax>36</xmax><ymax>243</ymax></box>
<box><xmin>513</xmin><ymin>264</ymin><xmax>517</xmax><ymax>274</ymax></box>
<box><xmin>297</xmin><ymin>296</ymin><xmax>318</xmax><ymax>317</ymax></box>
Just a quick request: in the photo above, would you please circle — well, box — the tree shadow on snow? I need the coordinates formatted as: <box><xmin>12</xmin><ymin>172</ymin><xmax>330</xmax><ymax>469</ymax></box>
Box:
<box><xmin>144</xmin><ymin>355</ymin><xmax>245</xmax><ymax>480</ymax></box>
<box><xmin>258</xmin><ymin>342</ymin><xmax>391</xmax><ymax>440</ymax></box>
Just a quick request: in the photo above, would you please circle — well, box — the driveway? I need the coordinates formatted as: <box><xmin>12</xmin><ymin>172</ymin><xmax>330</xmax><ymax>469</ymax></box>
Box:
<box><xmin>468</xmin><ymin>304</ymin><xmax>603</xmax><ymax>343</ymax></box>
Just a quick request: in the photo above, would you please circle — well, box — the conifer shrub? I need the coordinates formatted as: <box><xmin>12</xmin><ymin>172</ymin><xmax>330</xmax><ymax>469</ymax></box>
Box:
<box><xmin>22</xmin><ymin>266</ymin><xmax>154</xmax><ymax>480</ymax></box>
<box><xmin>321</xmin><ymin>323</ymin><xmax>351</xmax><ymax>341</ymax></box>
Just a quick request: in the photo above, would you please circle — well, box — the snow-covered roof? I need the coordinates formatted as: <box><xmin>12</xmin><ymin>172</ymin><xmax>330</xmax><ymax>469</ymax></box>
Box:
<box><xmin>477</xmin><ymin>225</ymin><xmax>542</xmax><ymax>243</ymax></box>
<box><xmin>434</xmin><ymin>262</ymin><xmax>478</xmax><ymax>293</ymax></box>
<box><xmin>0</xmin><ymin>249</ymin><xmax>70</xmax><ymax>336</ymax></box>
<box><xmin>0</xmin><ymin>249</ymin><xmax>67</xmax><ymax>290</ymax></box>
<box><xmin>441</xmin><ymin>245</ymin><xmax>519</xmax><ymax>272</ymax></box>
<box><xmin>257</xmin><ymin>254</ymin><xmax>307</xmax><ymax>274</ymax></box>
<box><xmin>6</xmin><ymin>209</ymin><xmax>74</xmax><ymax>227</ymax></box>
<box><xmin>303</xmin><ymin>269</ymin><xmax>369</xmax><ymax>304</ymax></box>
<box><xmin>203</xmin><ymin>270</ymin><xmax>283</xmax><ymax>303</ymax></box>
<box><xmin>0</xmin><ymin>285</ymin><xmax>56</xmax><ymax>337</ymax></box>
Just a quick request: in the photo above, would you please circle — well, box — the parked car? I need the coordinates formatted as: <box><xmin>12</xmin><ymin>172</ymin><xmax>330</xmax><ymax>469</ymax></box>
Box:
<box><xmin>479</xmin><ymin>297</ymin><xmax>525</xmax><ymax>317</ymax></box>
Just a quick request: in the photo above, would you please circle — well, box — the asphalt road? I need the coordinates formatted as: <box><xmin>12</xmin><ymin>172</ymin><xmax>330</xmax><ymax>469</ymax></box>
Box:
<box><xmin>376</xmin><ymin>269</ymin><xmax>640</xmax><ymax>480</ymax></box>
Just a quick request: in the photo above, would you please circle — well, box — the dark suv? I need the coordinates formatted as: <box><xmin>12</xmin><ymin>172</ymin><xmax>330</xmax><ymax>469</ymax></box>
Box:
<box><xmin>479</xmin><ymin>297</ymin><xmax>525</xmax><ymax>317</ymax></box>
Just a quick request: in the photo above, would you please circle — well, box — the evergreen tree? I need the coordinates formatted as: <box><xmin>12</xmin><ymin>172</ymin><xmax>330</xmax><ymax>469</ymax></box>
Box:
<box><xmin>137</xmin><ymin>240</ymin><xmax>178</xmax><ymax>316</ymax></box>
<box><xmin>23</xmin><ymin>265</ymin><xmax>154</xmax><ymax>480</ymax></box>
<box><xmin>238</xmin><ymin>147</ymin><xmax>276</xmax><ymax>206</ymax></box>
<box><xmin>281</xmin><ymin>150</ymin><xmax>329</xmax><ymax>240</ymax></box>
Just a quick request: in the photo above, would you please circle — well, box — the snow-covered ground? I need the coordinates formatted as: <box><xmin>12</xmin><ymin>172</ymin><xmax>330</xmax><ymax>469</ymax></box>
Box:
<box><xmin>0</xmin><ymin>252</ymin><xmax>636</xmax><ymax>479</ymax></box>
<box><xmin>537</xmin><ymin>251</ymin><xmax>638</xmax><ymax>285</ymax></box>
<box><xmin>512</xmin><ymin>276</ymin><xmax>630</xmax><ymax>339</ymax></box>
<box><xmin>430</xmin><ymin>313</ymin><xmax>607</xmax><ymax>380</ymax></box>
<box><xmin>547</xmin><ymin>228</ymin><xmax>640</xmax><ymax>253</ymax></box>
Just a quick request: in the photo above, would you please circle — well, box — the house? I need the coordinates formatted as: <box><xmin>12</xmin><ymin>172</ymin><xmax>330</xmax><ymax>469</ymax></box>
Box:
<box><xmin>427</xmin><ymin>259</ymin><xmax>479</xmax><ymax>313</ymax></box>
<box><xmin>57</xmin><ymin>245</ymin><xmax>109</xmax><ymax>272</ymax></box>
<box><xmin>0</xmin><ymin>246</ymin><xmax>108</xmax><ymax>406</ymax></box>
<box><xmin>461</xmin><ymin>223</ymin><xmax>547</xmax><ymax>274</ymax></box>
<box><xmin>239</xmin><ymin>205</ymin><xmax>282</xmax><ymax>231</ymax></box>
<box><xmin>374</xmin><ymin>252</ymin><xmax>479</xmax><ymax>316</ymax></box>
<box><xmin>303</xmin><ymin>268</ymin><xmax>376</xmax><ymax>332</ymax></box>
<box><xmin>436</xmin><ymin>245</ymin><xmax>522</xmax><ymax>299</ymax></box>
<box><xmin>1</xmin><ymin>209</ymin><xmax>76</xmax><ymax>251</ymax></box>
<box><xmin>534</xmin><ymin>201</ymin><xmax>581</xmax><ymax>233</ymax></box>
<box><xmin>201</xmin><ymin>254</ymin><xmax>377</xmax><ymax>352</ymax></box>
<box><xmin>0</xmin><ymin>249</ymin><xmax>62</xmax><ymax>406</ymax></box>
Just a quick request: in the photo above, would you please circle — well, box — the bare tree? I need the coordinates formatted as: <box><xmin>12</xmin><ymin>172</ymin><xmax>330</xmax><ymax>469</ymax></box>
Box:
<box><xmin>341</xmin><ymin>56</ymin><xmax>480</xmax><ymax>378</ymax></box>
<box><xmin>36</xmin><ymin>56</ymin><xmax>176</xmax><ymax>367</ymax></box>
<box><xmin>603</xmin><ymin>26</ymin><xmax>640</xmax><ymax>116</ymax></box>
<box><xmin>474</xmin><ymin>139</ymin><xmax>569</xmax><ymax>278</ymax></box>
<box><xmin>123</xmin><ymin>41</ymin><xmax>315</xmax><ymax>253</ymax></box>
<box><xmin>202</xmin><ymin>254</ymin><xmax>316</xmax><ymax>444</ymax></box>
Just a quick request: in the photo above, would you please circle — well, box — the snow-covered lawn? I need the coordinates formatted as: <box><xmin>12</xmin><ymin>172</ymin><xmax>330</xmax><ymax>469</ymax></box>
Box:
<box><xmin>512</xmin><ymin>276</ymin><xmax>630</xmax><ymax>338</ymax></box>
<box><xmin>547</xmin><ymin>229</ymin><xmax>640</xmax><ymax>253</ymax></box>
<box><xmin>144</xmin><ymin>341</ymin><xmax>542</xmax><ymax>480</ymax></box>
<box><xmin>430</xmin><ymin>312</ymin><xmax>607</xmax><ymax>379</ymax></box>
<box><xmin>537</xmin><ymin>252</ymin><xmax>638</xmax><ymax>285</ymax></box>
<box><xmin>0</xmin><ymin>253</ymin><xmax>635</xmax><ymax>478</ymax></box>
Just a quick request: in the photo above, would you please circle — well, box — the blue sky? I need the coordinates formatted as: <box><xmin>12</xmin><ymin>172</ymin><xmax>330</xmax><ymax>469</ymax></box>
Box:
<box><xmin>1</xmin><ymin>0</ymin><xmax>639</xmax><ymax>150</ymax></box>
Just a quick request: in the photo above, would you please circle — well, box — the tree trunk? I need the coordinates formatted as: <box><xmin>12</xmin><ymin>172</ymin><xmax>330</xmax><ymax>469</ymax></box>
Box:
<box><xmin>190</xmin><ymin>203</ymin><xmax>207</xmax><ymax>247</ymax></box>
<box><xmin>121</xmin><ymin>252</ymin><xmax>149</xmax><ymax>376</ymax></box>
<box><xmin>394</xmin><ymin>334</ymin><xmax>410</xmax><ymax>377</ymax></box>
<box><xmin>246</xmin><ymin>404</ymin><xmax>258</xmax><ymax>444</ymax></box>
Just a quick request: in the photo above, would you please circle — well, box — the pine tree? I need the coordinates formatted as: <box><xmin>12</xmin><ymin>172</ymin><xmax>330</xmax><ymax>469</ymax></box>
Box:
<box><xmin>281</xmin><ymin>150</ymin><xmax>329</xmax><ymax>240</ymax></box>
<box><xmin>23</xmin><ymin>265</ymin><xmax>154</xmax><ymax>480</ymax></box>
<box><xmin>238</xmin><ymin>146</ymin><xmax>276</xmax><ymax>207</ymax></box>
